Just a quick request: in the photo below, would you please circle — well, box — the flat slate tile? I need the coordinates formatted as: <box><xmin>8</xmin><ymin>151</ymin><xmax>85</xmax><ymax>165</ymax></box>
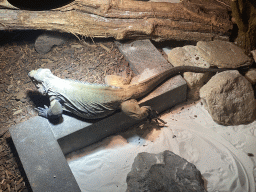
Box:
<box><xmin>9</xmin><ymin>117</ymin><xmax>81</xmax><ymax>192</ymax></box>
<box><xmin>116</xmin><ymin>39</ymin><xmax>174</xmax><ymax>74</ymax></box>
<box><xmin>55</xmin><ymin>74</ymin><xmax>186</xmax><ymax>155</ymax></box>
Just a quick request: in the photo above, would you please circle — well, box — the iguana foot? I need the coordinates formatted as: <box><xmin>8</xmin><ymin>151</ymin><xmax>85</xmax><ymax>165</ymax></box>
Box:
<box><xmin>35</xmin><ymin>99</ymin><xmax>63</xmax><ymax>119</ymax></box>
<box><xmin>121</xmin><ymin>99</ymin><xmax>166</xmax><ymax>124</ymax></box>
<box><xmin>35</xmin><ymin>105</ymin><xmax>49</xmax><ymax>118</ymax></box>
<box><xmin>121</xmin><ymin>99</ymin><xmax>150</xmax><ymax>120</ymax></box>
<box><xmin>143</xmin><ymin>106</ymin><xmax>167</xmax><ymax>124</ymax></box>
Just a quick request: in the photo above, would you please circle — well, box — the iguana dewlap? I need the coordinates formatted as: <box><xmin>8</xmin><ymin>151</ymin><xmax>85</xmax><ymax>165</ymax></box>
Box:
<box><xmin>28</xmin><ymin>67</ymin><xmax>225</xmax><ymax>120</ymax></box>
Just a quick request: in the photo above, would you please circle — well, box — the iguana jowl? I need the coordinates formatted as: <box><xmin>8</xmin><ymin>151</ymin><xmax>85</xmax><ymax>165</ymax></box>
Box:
<box><xmin>28</xmin><ymin>67</ymin><xmax>225</xmax><ymax>120</ymax></box>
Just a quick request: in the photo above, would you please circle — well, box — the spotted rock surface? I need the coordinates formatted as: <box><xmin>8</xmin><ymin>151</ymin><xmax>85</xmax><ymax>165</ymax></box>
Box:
<box><xmin>200</xmin><ymin>70</ymin><xmax>256</xmax><ymax>125</ymax></box>
<box><xmin>126</xmin><ymin>150</ymin><xmax>206</xmax><ymax>192</ymax></box>
<box><xmin>197</xmin><ymin>40</ymin><xmax>253</xmax><ymax>68</ymax></box>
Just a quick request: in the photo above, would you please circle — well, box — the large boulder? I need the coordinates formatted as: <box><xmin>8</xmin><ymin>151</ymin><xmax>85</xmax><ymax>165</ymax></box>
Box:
<box><xmin>200</xmin><ymin>70</ymin><xmax>256</xmax><ymax>125</ymax></box>
<box><xmin>126</xmin><ymin>150</ymin><xmax>206</xmax><ymax>192</ymax></box>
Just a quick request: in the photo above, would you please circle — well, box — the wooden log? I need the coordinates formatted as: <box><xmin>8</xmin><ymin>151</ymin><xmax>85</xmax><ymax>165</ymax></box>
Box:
<box><xmin>0</xmin><ymin>0</ymin><xmax>232</xmax><ymax>41</ymax></box>
<box><xmin>231</xmin><ymin>0</ymin><xmax>256</xmax><ymax>53</ymax></box>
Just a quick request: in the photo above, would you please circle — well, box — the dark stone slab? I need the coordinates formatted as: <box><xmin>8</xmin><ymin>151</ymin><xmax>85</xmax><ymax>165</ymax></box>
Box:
<box><xmin>49</xmin><ymin>114</ymin><xmax>92</xmax><ymax>140</ymax></box>
<box><xmin>116</xmin><ymin>39</ymin><xmax>174</xmax><ymax>74</ymax></box>
<box><xmin>126</xmin><ymin>151</ymin><xmax>207</xmax><ymax>192</ymax></box>
<box><xmin>56</xmin><ymin>75</ymin><xmax>186</xmax><ymax>154</ymax></box>
<box><xmin>9</xmin><ymin>117</ymin><xmax>81</xmax><ymax>192</ymax></box>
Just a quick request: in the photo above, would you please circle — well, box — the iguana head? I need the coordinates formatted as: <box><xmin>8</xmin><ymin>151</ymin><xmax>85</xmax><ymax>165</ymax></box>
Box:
<box><xmin>28</xmin><ymin>68</ymin><xmax>54</xmax><ymax>95</ymax></box>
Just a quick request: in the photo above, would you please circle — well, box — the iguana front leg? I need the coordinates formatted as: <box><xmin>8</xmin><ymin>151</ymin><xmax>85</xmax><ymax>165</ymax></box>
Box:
<box><xmin>35</xmin><ymin>99</ymin><xmax>63</xmax><ymax>119</ymax></box>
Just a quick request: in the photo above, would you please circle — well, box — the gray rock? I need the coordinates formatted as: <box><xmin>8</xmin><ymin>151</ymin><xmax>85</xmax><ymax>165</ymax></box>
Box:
<box><xmin>200</xmin><ymin>70</ymin><xmax>256</xmax><ymax>125</ymax></box>
<box><xmin>126</xmin><ymin>150</ymin><xmax>206</xmax><ymax>192</ymax></box>
<box><xmin>197</xmin><ymin>40</ymin><xmax>253</xmax><ymax>68</ymax></box>
<box><xmin>35</xmin><ymin>33</ymin><xmax>67</xmax><ymax>54</ymax></box>
<box><xmin>168</xmin><ymin>45</ymin><xmax>213</xmax><ymax>100</ymax></box>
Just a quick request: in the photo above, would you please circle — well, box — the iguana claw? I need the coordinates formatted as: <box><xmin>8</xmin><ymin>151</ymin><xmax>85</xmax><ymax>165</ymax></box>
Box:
<box><xmin>35</xmin><ymin>105</ymin><xmax>49</xmax><ymax>118</ymax></box>
<box><xmin>144</xmin><ymin>106</ymin><xmax>167</xmax><ymax>124</ymax></box>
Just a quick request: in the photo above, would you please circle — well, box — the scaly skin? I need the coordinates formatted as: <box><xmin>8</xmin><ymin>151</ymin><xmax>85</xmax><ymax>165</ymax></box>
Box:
<box><xmin>28</xmin><ymin>66</ymin><xmax>226</xmax><ymax>120</ymax></box>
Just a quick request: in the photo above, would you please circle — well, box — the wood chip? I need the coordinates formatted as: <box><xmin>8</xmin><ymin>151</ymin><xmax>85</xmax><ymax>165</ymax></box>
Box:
<box><xmin>99</xmin><ymin>43</ymin><xmax>111</xmax><ymax>53</ymax></box>
<box><xmin>13</xmin><ymin>109</ymin><xmax>23</xmax><ymax>116</ymax></box>
<box><xmin>71</xmin><ymin>44</ymin><xmax>83</xmax><ymax>49</ymax></box>
<box><xmin>16</xmin><ymin>178</ymin><xmax>23</xmax><ymax>185</ymax></box>
<box><xmin>15</xmin><ymin>183</ymin><xmax>23</xmax><ymax>191</ymax></box>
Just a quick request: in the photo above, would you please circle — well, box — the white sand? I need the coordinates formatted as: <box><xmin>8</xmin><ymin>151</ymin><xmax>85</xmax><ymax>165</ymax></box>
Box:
<box><xmin>67</xmin><ymin>101</ymin><xmax>256</xmax><ymax>192</ymax></box>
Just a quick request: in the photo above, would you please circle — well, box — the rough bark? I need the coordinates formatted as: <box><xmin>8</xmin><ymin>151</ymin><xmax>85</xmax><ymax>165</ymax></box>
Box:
<box><xmin>0</xmin><ymin>0</ymin><xmax>232</xmax><ymax>41</ymax></box>
<box><xmin>231</xmin><ymin>0</ymin><xmax>256</xmax><ymax>53</ymax></box>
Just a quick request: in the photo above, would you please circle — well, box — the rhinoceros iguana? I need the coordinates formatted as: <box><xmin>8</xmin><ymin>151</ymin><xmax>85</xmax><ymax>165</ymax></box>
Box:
<box><xmin>28</xmin><ymin>66</ymin><xmax>226</xmax><ymax>120</ymax></box>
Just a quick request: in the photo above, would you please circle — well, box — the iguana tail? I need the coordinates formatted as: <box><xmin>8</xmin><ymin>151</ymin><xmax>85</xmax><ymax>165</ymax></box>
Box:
<box><xmin>125</xmin><ymin>66</ymin><xmax>228</xmax><ymax>100</ymax></box>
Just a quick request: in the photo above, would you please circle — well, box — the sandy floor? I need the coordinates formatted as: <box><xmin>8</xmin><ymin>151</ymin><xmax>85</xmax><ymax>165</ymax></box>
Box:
<box><xmin>67</xmin><ymin>101</ymin><xmax>256</xmax><ymax>192</ymax></box>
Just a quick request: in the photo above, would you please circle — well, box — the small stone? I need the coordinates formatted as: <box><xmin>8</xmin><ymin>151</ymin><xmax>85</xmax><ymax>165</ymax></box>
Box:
<box><xmin>35</xmin><ymin>33</ymin><xmax>67</xmax><ymax>54</ymax></box>
<box><xmin>197</xmin><ymin>40</ymin><xmax>253</xmax><ymax>68</ymax></box>
<box><xmin>168</xmin><ymin>45</ymin><xmax>213</xmax><ymax>100</ymax></box>
<box><xmin>126</xmin><ymin>150</ymin><xmax>206</xmax><ymax>192</ymax></box>
<box><xmin>245</xmin><ymin>68</ymin><xmax>256</xmax><ymax>84</ymax></box>
<box><xmin>200</xmin><ymin>70</ymin><xmax>256</xmax><ymax>125</ymax></box>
